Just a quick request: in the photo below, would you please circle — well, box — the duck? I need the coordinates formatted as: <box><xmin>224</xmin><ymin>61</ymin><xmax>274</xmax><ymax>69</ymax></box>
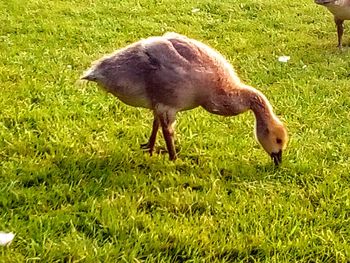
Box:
<box><xmin>81</xmin><ymin>32</ymin><xmax>288</xmax><ymax>165</ymax></box>
<box><xmin>315</xmin><ymin>0</ymin><xmax>350</xmax><ymax>48</ymax></box>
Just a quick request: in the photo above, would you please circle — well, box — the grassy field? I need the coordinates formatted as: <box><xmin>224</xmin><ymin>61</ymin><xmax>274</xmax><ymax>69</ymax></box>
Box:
<box><xmin>1</xmin><ymin>0</ymin><xmax>350</xmax><ymax>261</ymax></box>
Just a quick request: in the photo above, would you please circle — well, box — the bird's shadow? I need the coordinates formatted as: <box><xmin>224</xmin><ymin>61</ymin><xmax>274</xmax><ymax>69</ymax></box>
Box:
<box><xmin>13</xmin><ymin>143</ymin><xmax>291</xmax><ymax>203</ymax></box>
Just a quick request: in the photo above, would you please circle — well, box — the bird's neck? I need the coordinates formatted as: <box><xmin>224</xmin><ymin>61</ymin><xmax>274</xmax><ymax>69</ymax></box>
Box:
<box><xmin>202</xmin><ymin>83</ymin><xmax>277</xmax><ymax>126</ymax></box>
<box><xmin>240</xmin><ymin>84</ymin><xmax>277</xmax><ymax>127</ymax></box>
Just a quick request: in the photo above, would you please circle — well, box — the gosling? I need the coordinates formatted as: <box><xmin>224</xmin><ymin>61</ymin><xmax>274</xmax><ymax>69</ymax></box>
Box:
<box><xmin>81</xmin><ymin>32</ymin><xmax>288</xmax><ymax>165</ymax></box>
<box><xmin>315</xmin><ymin>0</ymin><xmax>350</xmax><ymax>48</ymax></box>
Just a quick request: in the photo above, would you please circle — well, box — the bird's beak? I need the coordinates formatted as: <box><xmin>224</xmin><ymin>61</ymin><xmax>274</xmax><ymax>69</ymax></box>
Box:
<box><xmin>270</xmin><ymin>150</ymin><xmax>282</xmax><ymax>166</ymax></box>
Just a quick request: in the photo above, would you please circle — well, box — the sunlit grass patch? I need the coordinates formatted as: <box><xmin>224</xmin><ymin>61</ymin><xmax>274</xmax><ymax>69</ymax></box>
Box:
<box><xmin>1</xmin><ymin>0</ymin><xmax>350</xmax><ymax>261</ymax></box>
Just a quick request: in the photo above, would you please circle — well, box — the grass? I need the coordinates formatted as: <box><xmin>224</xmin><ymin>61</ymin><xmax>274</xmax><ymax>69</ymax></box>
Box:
<box><xmin>1</xmin><ymin>0</ymin><xmax>350</xmax><ymax>261</ymax></box>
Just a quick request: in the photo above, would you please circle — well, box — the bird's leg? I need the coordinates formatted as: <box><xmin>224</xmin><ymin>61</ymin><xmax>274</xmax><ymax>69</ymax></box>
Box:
<box><xmin>157</xmin><ymin>110</ymin><xmax>177</xmax><ymax>161</ymax></box>
<box><xmin>140</xmin><ymin>116</ymin><xmax>159</xmax><ymax>156</ymax></box>
<box><xmin>335</xmin><ymin>18</ymin><xmax>344</xmax><ymax>48</ymax></box>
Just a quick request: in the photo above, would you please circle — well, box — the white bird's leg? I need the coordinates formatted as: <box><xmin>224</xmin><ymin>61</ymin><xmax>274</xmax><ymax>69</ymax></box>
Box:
<box><xmin>141</xmin><ymin>116</ymin><xmax>159</xmax><ymax>156</ymax></box>
<box><xmin>156</xmin><ymin>107</ymin><xmax>177</xmax><ymax>161</ymax></box>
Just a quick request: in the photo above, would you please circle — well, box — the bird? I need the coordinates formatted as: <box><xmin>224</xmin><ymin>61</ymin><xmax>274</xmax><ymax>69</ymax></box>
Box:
<box><xmin>81</xmin><ymin>32</ymin><xmax>288</xmax><ymax>165</ymax></box>
<box><xmin>315</xmin><ymin>0</ymin><xmax>350</xmax><ymax>48</ymax></box>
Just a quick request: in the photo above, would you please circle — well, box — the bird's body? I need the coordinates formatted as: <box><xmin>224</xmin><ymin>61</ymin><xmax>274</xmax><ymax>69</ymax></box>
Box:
<box><xmin>315</xmin><ymin>0</ymin><xmax>350</xmax><ymax>48</ymax></box>
<box><xmin>84</xmin><ymin>33</ymin><xmax>241</xmax><ymax>113</ymax></box>
<box><xmin>327</xmin><ymin>3</ymin><xmax>350</xmax><ymax>20</ymax></box>
<box><xmin>82</xmin><ymin>32</ymin><xmax>288</xmax><ymax>164</ymax></box>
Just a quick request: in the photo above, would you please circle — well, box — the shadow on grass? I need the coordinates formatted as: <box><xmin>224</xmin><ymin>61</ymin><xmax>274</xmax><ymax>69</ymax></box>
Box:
<box><xmin>1</xmin><ymin>142</ymin><xmax>299</xmax><ymax>218</ymax></box>
<box><xmin>141</xmin><ymin>231</ymin><xmax>271</xmax><ymax>262</ymax></box>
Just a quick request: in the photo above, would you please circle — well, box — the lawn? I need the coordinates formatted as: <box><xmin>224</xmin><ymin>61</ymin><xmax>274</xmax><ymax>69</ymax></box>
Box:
<box><xmin>1</xmin><ymin>0</ymin><xmax>350</xmax><ymax>262</ymax></box>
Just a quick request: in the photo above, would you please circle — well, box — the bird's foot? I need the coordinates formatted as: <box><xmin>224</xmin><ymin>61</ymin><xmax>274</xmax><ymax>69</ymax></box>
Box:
<box><xmin>140</xmin><ymin>142</ymin><xmax>155</xmax><ymax>156</ymax></box>
<box><xmin>140</xmin><ymin>142</ymin><xmax>151</xmax><ymax>150</ymax></box>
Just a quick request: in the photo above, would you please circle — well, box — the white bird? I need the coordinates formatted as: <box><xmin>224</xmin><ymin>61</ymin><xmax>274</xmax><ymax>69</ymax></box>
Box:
<box><xmin>81</xmin><ymin>32</ymin><xmax>288</xmax><ymax>165</ymax></box>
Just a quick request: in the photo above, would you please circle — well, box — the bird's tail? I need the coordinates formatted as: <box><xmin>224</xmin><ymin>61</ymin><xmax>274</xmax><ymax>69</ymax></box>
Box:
<box><xmin>80</xmin><ymin>67</ymin><xmax>98</xmax><ymax>81</ymax></box>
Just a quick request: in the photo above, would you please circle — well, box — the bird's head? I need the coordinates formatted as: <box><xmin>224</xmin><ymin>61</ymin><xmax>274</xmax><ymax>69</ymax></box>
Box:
<box><xmin>256</xmin><ymin>119</ymin><xmax>288</xmax><ymax>166</ymax></box>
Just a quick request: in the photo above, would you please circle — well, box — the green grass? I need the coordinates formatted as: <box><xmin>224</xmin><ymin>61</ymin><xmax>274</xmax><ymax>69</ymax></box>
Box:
<box><xmin>1</xmin><ymin>0</ymin><xmax>350</xmax><ymax>261</ymax></box>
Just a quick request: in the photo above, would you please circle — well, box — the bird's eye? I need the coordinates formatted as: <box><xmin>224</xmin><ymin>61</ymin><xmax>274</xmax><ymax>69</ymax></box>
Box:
<box><xmin>276</xmin><ymin>138</ymin><xmax>282</xmax><ymax>144</ymax></box>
